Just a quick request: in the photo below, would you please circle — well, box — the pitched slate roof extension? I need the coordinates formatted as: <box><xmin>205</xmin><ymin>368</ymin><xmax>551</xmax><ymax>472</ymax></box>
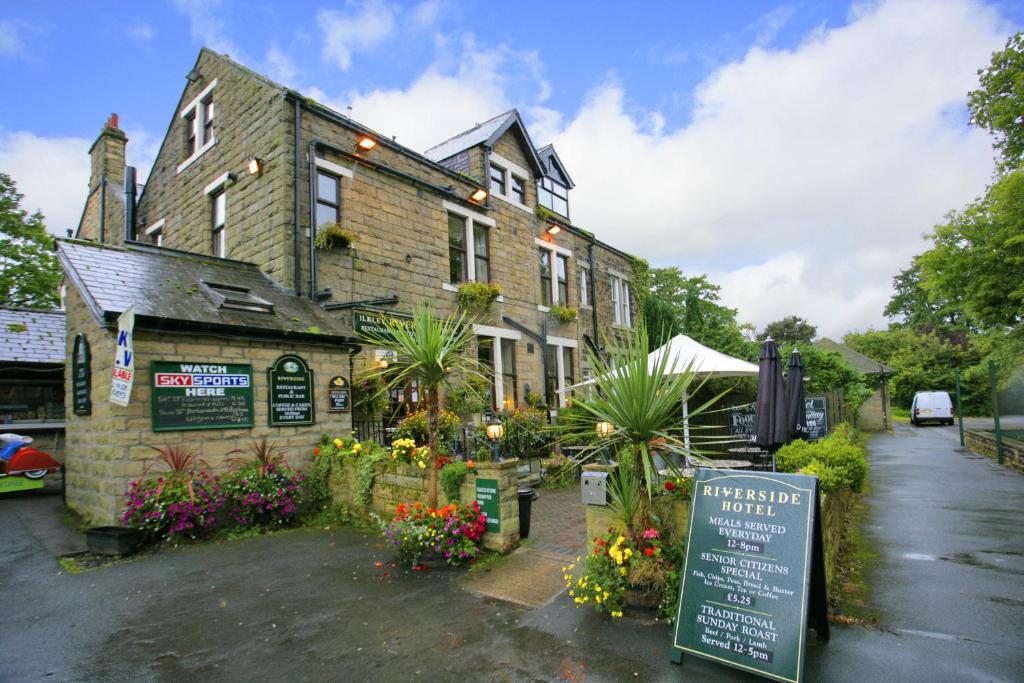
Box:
<box><xmin>0</xmin><ymin>308</ymin><xmax>66</xmax><ymax>364</ymax></box>
<box><xmin>423</xmin><ymin>109</ymin><xmax>545</xmax><ymax>176</ymax></box>
<box><xmin>813</xmin><ymin>338</ymin><xmax>895</xmax><ymax>376</ymax></box>
<box><xmin>57</xmin><ymin>239</ymin><xmax>360</xmax><ymax>347</ymax></box>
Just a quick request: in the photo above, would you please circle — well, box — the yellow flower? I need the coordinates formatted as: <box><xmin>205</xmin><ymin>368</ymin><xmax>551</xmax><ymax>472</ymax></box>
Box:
<box><xmin>333</xmin><ymin>438</ymin><xmax>343</xmax><ymax>448</ymax></box>
<box><xmin>603</xmin><ymin>592</ymin><xmax>610</xmax><ymax>600</ymax></box>
<box><xmin>619</xmin><ymin>567</ymin><xmax>627</xmax><ymax>576</ymax></box>
<box><xmin>352</xmin><ymin>443</ymin><xmax>362</xmax><ymax>453</ymax></box>
<box><xmin>611</xmin><ymin>610</ymin><xmax>623</xmax><ymax>618</ymax></box>
<box><xmin>417</xmin><ymin>461</ymin><xmax>426</xmax><ymax>469</ymax></box>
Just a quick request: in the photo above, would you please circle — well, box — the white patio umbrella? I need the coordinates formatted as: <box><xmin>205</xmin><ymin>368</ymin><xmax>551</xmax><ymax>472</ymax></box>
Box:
<box><xmin>564</xmin><ymin>334</ymin><xmax>758</xmax><ymax>449</ymax></box>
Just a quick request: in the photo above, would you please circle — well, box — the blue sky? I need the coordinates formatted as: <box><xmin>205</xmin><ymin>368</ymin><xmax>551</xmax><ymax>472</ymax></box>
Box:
<box><xmin>2</xmin><ymin>0</ymin><xmax>1023</xmax><ymax>336</ymax></box>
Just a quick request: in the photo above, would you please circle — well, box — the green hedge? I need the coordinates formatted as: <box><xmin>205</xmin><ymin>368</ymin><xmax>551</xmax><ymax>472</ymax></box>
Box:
<box><xmin>775</xmin><ymin>422</ymin><xmax>868</xmax><ymax>493</ymax></box>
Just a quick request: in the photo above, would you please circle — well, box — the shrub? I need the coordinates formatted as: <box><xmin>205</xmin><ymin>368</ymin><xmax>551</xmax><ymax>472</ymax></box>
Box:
<box><xmin>390</xmin><ymin>437</ymin><xmax>431</xmax><ymax>469</ymax></box>
<box><xmin>456</xmin><ymin>281</ymin><xmax>501</xmax><ymax>314</ymax></box>
<box><xmin>775</xmin><ymin>423</ymin><xmax>868</xmax><ymax>493</ymax></box>
<box><xmin>496</xmin><ymin>407</ymin><xmax>548</xmax><ymax>459</ymax></box>
<box><xmin>440</xmin><ymin>461</ymin><xmax>469</xmax><ymax>502</ymax></box>
<box><xmin>541</xmin><ymin>452</ymin><xmax>576</xmax><ymax>487</ymax></box>
<box><xmin>395</xmin><ymin>409</ymin><xmax>461</xmax><ymax>446</ymax></box>
<box><xmin>222</xmin><ymin>462</ymin><xmax>304</xmax><ymax>528</ymax></box>
<box><xmin>376</xmin><ymin>501</ymin><xmax>487</xmax><ymax>567</ymax></box>
<box><xmin>122</xmin><ymin>470</ymin><xmax>224</xmax><ymax>542</ymax></box>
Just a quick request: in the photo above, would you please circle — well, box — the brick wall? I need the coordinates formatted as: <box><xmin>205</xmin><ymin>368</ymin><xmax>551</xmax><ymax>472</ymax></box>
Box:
<box><xmin>63</xmin><ymin>284</ymin><xmax>355</xmax><ymax>525</ymax></box>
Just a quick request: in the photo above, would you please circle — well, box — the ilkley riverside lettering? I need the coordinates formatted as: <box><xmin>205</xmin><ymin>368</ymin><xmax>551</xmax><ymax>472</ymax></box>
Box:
<box><xmin>702</xmin><ymin>484</ymin><xmax>802</xmax><ymax>517</ymax></box>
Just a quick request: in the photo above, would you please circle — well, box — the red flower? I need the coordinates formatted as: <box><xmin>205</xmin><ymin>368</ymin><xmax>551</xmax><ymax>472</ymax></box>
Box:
<box><xmin>313</xmin><ymin>447</ymin><xmax>321</xmax><ymax>456</ymax></box>
<box><xmin>644</xmin><ymin>547</ymin><xmax>655</xmax><ymax>556</ymax></box>
<box><xmin>664</xmin><ymin>481</ymin><xmax>675</xmax><ymax>492</ymax></box>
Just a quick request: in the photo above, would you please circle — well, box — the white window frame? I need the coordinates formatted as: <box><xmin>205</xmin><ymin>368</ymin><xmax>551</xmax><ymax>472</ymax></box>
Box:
<box><xmin>488</xmin><ymin>152</ymin><xmax>533</xmax><ymax>214</ymax></box>
<box><xmin>546</xmin><ymin>335</ymin><xmax>578</xmax><ymax>408</ymax></box>
<box><xmin>177</xmin><ymin>79</ymin><xmax>218</xmax><ymax>174</ymax></box>
<box><xmin>473</xmin><ymin>324</ymin><xmax>521</xmax><ymax>410</ymax></box>
<box><xmin>535</xmin><ymin>237</ymin><xmax>572</xmax><ymax>310</ymax></box>
<box><xmin>609</xmin><ymin>269</ymin><xmax>632</xmax><ymax>328</ymax></box>
<box><xmin>442</xmin><ymin>200</ymin><xmax>501</xmax><ymax>297</ymax></box>
<box><xmin>205</xmin><ymin>173</ymin><xmax>230</xmax><ymax>259</ymax></box>
<box><xmin>578</xmin><ymin>260</ymin><xmax>590</xmax><ymax>308</ymax></box>
<box><xmin>144</xmin><ymin>219</ymin><xmax>165</xmax><ymax>247</ymax></box>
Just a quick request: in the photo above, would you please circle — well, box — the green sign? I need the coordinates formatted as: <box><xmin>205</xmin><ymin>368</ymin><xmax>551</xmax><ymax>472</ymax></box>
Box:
<box><xmin>671</xmin><ymin>469</ymin><xmax>828</xmax><ymax>683</ymax></box>
<box><xmin>268</xmin><ymin>354</ymin><xmax>315</xmax><ymax>426</ymax></box>
<box><xmin>72</xmin><ymin>334</ymin><xmax>91</xmax><ymax>416</ymax></box>
<box><xmin>475</xmin><ymin>478</ymin><xmax>500</xmax><ymax>534</ymax></box>
<box><xmin>353</xmin><ymin>308</ymin><xmax>412</xmax><ymax>343</ymax></box>
<box><xmin>151</xmin><ymin>361</ymin><xmax>254</xmax><ymax>432</ymax></box>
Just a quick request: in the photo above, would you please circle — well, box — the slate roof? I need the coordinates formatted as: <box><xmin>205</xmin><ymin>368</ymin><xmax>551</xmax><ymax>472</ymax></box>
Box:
<box><xmin>57</xmin><ymin>239</ymin><xmax>360</xmax><ymax>347</ymax></box>
<box><xmin>535</xmin><ymin>144</ymin><xmax>575</xmax><ymax>189</ymax></box>
<box><xmin>423</xmin><ymin>109</ymin><xmax>545</xmax><ymax>176</ymax></box>
<box><xmin>813</xmin><ymin>338</ymin><xmax>895</xmax><ymax>376</ymax></box>
<box><xmin>0</xmin><ymin>308</ymin><xmax>66</xmax><ymax>364</ymax></box>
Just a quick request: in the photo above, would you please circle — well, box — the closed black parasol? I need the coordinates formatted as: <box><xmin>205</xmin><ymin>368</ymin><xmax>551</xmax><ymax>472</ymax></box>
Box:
<box><xmin>754</xmin><ymin>338</ymin><xmax>788</xmax><ymax>457</ymax></box>
<box><xmin>784</xmin><ymin>348</ymin><xmax>807</xmax><ymax>442</ymax></box>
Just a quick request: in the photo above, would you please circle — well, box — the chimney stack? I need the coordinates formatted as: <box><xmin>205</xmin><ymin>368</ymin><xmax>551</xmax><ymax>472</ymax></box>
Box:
<box><xmin>76</xmin><ymin>114</ymin><xmax>128</xmax><ymax>243</ymax></box>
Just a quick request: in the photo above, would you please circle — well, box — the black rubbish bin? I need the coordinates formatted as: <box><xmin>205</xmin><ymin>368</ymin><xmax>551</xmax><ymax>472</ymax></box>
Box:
<box><xmin>518</xmin><ymin>487</ymin><xmax>539</xmax><ymax>539</ymax></box>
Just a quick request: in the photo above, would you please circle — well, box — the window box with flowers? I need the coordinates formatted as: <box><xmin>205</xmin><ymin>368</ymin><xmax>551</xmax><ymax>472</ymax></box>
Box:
<box><xmin>456</xmin><ymin>281</ymin><xmax>501</xmax><ymax>315</ymax></box>
<box><xmin>314</xmin><ymin>223</ymin><xmax>358</xmax><ymax>251</ymax></box>
<box><xmin>548</xmin><ymin>304</ymin><xmax>578</xmax><ymax>324</ymax></box>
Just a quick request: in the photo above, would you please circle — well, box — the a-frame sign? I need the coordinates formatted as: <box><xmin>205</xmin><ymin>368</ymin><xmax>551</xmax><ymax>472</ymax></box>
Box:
<box><xmin>671</xmin><ymin>469</ymin><xmax>829</xmax><ymax>682</ymax></box>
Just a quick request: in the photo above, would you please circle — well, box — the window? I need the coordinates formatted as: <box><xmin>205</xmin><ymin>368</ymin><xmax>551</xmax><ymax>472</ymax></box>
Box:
<box><xmin>177</xmin><ymin>80</ymin><xmax>218</xmax><ymax>172</ymax></box>
<box><xmin>579</xmin><ymin>264</ymin><xmax>590</xmax><ymax>306</ymax></box>
<box><xmin>556</xmin><ymin>254</ymin><xmax>568</xmax><ymax>305</ymax></box>
<box><xmin>211</xmin><ymin>189</ymin><xmax>226</xmax><ymax>258</ymax></box>
<box><xmin>444</xmin><ymin>201</ymin><xmax>496</xmax><ymax>288</ymax></box>
<box><xmin>511</xmin><ymin>175</ymin><xmax>526</xmax><ymax>204</ymax></box>
<box><xmin>544</xmin><ymin>339</ymin><xmax>577</xmax><ymax>408</ymax></box>
<box><xmin>144</xmin><ymin>220</ymin><xmax>165</xmax><ymax>247</ymax></box>
<box><xmin>489</xmin><ymin>163</ymin><xmax>507</xmax><ymax>196</ymax></box>
<box><xmin>478</xmin><ymin>334</ymin><xmax>518</xmax><ymax>410</ymax></box>
<box><xmin>544</xmin><ymin>346</ymin><xmax>558</xmax><ymax>408</ymax></box>
<box><xmin>611</xmin><ymin>273</ymin><xmax>632</xmax><ymax>327</ymax></box>
<box><xmin>201</xmin><ymin>282</ymin><xmax>274</xmax><ymax>314</ymax></box>
<box><xmin>473</xmin><ymin>224</ymin><xmax>490</xmax><ymax>282</ymax></box>
<box><xmin>538</xmin><ymin>177</ymin><xmax>569</xmax><ymax>216</ymax></box>
<box><xmin>448</xmin><ymin>214</ymin><xmax>467</xmax><ymax>283</ymax></box>
<box><xmin>316</xmin><ymin>170</ymin><xmax>340</xmax><ymax>228</ymax></box>
<box><xmin>539</xmin><ymin>248</ymin><xmax>552</xmax><ymax>307</ymax></box>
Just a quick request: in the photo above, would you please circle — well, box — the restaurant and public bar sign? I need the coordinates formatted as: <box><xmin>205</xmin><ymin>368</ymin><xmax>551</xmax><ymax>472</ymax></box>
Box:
<box><xmin>72</xmin><ymin>334</ymin><xmax>91</xmax><ymax>416</ymax></box>
<box><xmin>671</xmin><ymin>469</ymin><xmax>828</xmax><ymax>682</ymax></box>
<box><xmin>353</xmin><ymin>308</ymin><xmax>412</xmax><ymax>343</ymax></box>
<box><xmin>151</xmin><ymin>361</ymin><xmax>254</xmax><ymax>431</ymax></box>
<box><xmin>267</xmin><ymin>354</ymin><xmax>315</xmax><ymax>426</ymax></box>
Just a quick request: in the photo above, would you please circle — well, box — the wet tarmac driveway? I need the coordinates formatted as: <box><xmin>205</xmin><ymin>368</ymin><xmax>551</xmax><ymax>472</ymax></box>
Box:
<box><xmin>1</xmin><ymin>421</ymin><xmax>1022</xmax><ymax>681</ymax></box>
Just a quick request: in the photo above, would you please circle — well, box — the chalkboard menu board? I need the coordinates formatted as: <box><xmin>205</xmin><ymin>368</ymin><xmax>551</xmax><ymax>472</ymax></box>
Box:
<box><xmin>475</xmin><ymin>478</ymin><xmax>500</xmax><ymax>533</ymax></box>
<box><xmin>327</xmin><ymin>375</ymin><xmax>350</xmax><ymax>412</ymax></box>
<box><xmin>671</xmin><ymin>469</ymin><xmax>828</xmax><ymax>682</ymax></box>
<box><xmin>803</xmin><ymin>397</ymin><xmax>828</xmax><ymax>442</ymax></box>
<box><xmin>268</xmin><ymin>355</ymin><xmax>314</xmax><ymax>426</ymax></box>
<box><xmin>72</xmin><ymin>334</ymin><xmax>91</xmax><ymax>416</ymax></box>
<box><xmin>151</xmin><ymin>361</ymin><xmax>254</xmax><ymax>432</ymax></box>
<box><xmin>728</xmin><ymin>404</ymin><xmax>755</xmax><ymax>440</ymax></box>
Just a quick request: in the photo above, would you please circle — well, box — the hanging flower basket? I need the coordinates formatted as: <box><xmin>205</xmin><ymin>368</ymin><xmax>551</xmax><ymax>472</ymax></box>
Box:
<box><xmin>315</xmin><ymin>223</ymin><xmax>358</xmax><ymax>250</ymax></box>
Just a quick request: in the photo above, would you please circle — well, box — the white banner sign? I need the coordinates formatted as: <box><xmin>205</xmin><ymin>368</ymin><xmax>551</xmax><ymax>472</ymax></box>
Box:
<box><xmin>110</xmin><ymin>306</ymin><xmax>135</xmax><ymax>406</ymax></box>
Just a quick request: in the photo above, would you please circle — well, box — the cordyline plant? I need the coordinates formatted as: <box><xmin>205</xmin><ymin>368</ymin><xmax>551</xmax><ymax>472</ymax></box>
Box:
<box><xmin>552</xmin><ymin>325</ymin><xmax>727</xmax><ymax>540</ymax></box>
<box><xmin>227</xmin><ymin>438</ymin><xmax>285</xmax><ymax>478</ymax></box>
<box><xmin>358</xmin><ymin>302</ymin><xmax>484</xmax><ymax>507</ymax></box>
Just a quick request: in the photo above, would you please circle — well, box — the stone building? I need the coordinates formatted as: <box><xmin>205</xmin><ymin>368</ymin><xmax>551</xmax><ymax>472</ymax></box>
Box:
<box><xmin>814</xmin><ymin>338</ymin><xmax>894</xmax><ymax>430</ymax></box>
<box><xmin>61</xmin><ymin>48</ymin><xmax>639</xmax><ymax>522</ymax></box>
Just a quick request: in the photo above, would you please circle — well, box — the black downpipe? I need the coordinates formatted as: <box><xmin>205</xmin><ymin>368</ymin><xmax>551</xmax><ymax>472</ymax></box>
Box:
<box><xmin>307</xmin><ymin>141</ymin><xmax>318</xmax><ymax>301</ymax></box>
<box><xmin>587</xmin><ymin>240</ymin><xmax>599</xmax><ymax>352</ymax></box>
<box><xmin>292</xmin><ymin>97</ymin><xmax>303</xmax><ymax>297</ymax></box>
<box><xmin>99</xmin><ymin>174</ymin><xmax>106</xmax><ymax>243</ymax></box>
<box><xmin>124</xmin><ymin>166</ymin><xmax>137</xmax><ymax>242</ymax></box>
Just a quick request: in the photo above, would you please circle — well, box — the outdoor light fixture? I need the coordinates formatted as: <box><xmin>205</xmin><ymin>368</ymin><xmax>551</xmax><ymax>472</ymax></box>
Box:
<box><xmin>470</xmin><ymin>188</ymin><xmax>488</xmax><ymax>203</ymax></box>
<box><xmin>356</xmin><ymin>136</ymin><xmax>377</xmax><ymax>152</ymax></box>
<box><xmin>484</xmin><ymin>414</ymin><xmax>505</xmax><ymax>462</ymax></box>
<box><xmin>595</xmin><ymin>421</ymin><xmax>614</xmax><ymax>438</ymax></box>
<box><xmin>486</xmin><ymin>422</ymin><xmax>505</xmax><ymax>441</ymax></box>
<box><xmin>377</xmin><ymin>359</ymin><xmax>389</xmax><ymax>369</ymax></box>
<box><xmin>546</xmin><ymin>224</ymin><xmax>561</xmax><ymax>236</ymax></box>
<box><xmin>246</xmin><ymin>156</ymin><xmax>264</xmax><ymax>175</ymax></box>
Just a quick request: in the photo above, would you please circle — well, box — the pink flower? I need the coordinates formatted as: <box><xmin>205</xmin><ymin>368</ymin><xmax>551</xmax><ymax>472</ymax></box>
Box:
<box><xmin>642</xmin><ymin>527</ymin><xmax>659</xmax><ymax>540</ymax></box>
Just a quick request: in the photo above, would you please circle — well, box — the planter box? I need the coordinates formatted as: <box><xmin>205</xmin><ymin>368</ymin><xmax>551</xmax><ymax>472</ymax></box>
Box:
<box><xmin>85</xmin><ymin>526</ymin><xmax>141</xmax><ymax>556</ymax></box>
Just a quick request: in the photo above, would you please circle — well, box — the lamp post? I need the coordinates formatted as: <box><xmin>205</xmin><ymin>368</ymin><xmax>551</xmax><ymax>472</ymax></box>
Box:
<box><xmin>485</xmin><ymin>414</ymin><xmax>505</xmax><ymax>462</ymax></box>
<box><xmin>595</xmin><ymin>421</ymin><xmax>614</xmax><ymax>464</ymax></box>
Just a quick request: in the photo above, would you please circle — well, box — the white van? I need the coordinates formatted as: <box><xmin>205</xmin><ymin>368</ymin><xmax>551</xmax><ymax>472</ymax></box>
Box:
<box><xmin>910</xmin><ymin>391</ymin><xmax>955</xmax><ymax>426</ymax></box>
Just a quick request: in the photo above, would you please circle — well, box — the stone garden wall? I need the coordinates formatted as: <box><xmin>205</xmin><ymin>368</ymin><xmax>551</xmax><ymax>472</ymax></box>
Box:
<box><xmin>329</xmin><ymin>459</ymin><xmax>521</xmax><ymax>552</ymax></box>
<box><xmin>965</xmin><ymin>429</ymin><xmax>1024</xmax><ymax>474</ymax></box>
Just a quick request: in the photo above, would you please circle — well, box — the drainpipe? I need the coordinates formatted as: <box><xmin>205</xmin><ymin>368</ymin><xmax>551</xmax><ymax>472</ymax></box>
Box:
<box><xmin>292</xmin><ymin>97</ymin><xmax>303</xmax><ymax>297</ymax></box>
<box><xmin>307</xmin><ymin>140</ymin><xmax>318</xmax><ymax>301</ymax></box>
<box><xmin>124</xmin><ymin>166</ymin><xmax>137</xmax><ymax>242</ymax></box>
<box><xmin>587</xmin><ymin>239</ymin><xmax>599</xmax><ymax>352</ymax></box>
<box><xmin>99</xmin><ymin>174</ymin><xmax>106</xmax><ymax>243</ymax></box>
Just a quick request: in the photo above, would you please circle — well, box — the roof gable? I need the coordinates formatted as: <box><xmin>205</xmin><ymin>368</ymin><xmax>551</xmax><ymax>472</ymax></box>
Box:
<box><xmin>813</xmin><ymin>338</ymin><xmax>895</xmax><ymax>376</ymax></box>
<box><xmin>536</xmin><ymin>144</ymin><xmax>575</xmax><ymax>189</ymax></box>
<box><xmin>424</xmin><ymin>109</ymin><xmax>545</xmax><ymax>176</ymax></box>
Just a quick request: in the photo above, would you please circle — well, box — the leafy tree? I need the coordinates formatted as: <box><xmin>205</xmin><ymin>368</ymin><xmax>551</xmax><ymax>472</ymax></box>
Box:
<box><xmin>916</xmin><ymin>171</ymin><xmax>1024</xmax><ymax>329</ymax></box>
<box><xmin>761</xmin><ymin>316</ymin><xmax>817</xmax><ymax>348</ymax></box>
<box><xmin>968</xmin><ymin>32</ymin><xmax>1024</xmax><ymax>171</ymax></box>
<box><xmin>0</xmin><ymin>173</ymin><xmax>61</xmax><ymax>309</ymax></box>
<box><xmin>884</xmin><ymin>262</ymin><xmax>970</xmax><ymax>330</ymax></box>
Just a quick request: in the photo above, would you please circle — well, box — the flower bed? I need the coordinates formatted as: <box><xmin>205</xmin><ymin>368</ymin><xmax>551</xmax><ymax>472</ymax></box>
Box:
<box><xmin>376</xmin><ymin>501</ymin><xmax>488</xmax><ymax>567</ymax></box>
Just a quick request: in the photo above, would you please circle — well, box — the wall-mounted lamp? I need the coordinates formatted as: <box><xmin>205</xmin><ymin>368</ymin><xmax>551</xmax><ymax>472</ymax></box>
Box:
<box><xmin>546</xmin><ymin>224</ymin><xmax>561</xmax><ymax>236</ymax></box>
<box><xmin>356</xmin><ymin>136</ymin><xmax>377</xmax><ymax>152</ymax></box>
<box><xmin>470</xmin><ymin>188</ymin><xmax>488</xmax><ymax>203</ymax></box>
<box><xmin>246</xmin><ymin>156</ymin><xmax>264</xmax><ymax>175</ymax></box>
<box><xmin>595</xmin><ymin>421</ymin><xmax>614</xmax><ymax>438</ymax></box>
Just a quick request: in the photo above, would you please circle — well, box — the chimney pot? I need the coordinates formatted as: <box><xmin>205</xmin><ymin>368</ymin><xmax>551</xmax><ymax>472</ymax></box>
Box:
<box><xmin>106</xmin><ymin>113</ymin><xmax>120</xmax><ymax>129</ymax></box>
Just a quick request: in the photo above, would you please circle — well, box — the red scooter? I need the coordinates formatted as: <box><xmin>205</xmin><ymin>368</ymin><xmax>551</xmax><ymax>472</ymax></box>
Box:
<box><xmin>0</xmin><ymin>434</ymin><xmax>63</xmax><ymax>491</ymax></box>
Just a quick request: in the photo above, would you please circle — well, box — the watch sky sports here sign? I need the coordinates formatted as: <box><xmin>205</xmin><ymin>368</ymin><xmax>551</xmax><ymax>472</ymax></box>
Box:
<box><xmin>151</xmin><ymin>362</ymin><xmax>255</xmax><ymax>431</ymax></box>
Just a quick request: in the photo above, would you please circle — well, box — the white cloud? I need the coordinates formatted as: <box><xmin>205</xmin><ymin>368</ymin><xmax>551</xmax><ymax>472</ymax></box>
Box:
<box><xmin>265</xmin><ymin>45</ymin><xmax>298</xmax><ymax>87</ymax></box>
<box><xmin>171</xmin><ymin>0</ymin><xmax>244</xmax><ymax>58</ymax></box>
<box><xmin>0</xmin><ymin>132</ymin><xmax>90</xmax><ymax>236</ymax></box>
<box><xmin>542</xmin><ymin>0</ymin><xmax>1008</xmax><ymax>337</ymax></box>
<box><xmin>318</xmin><ymin>1</ymin><xmax>395</xmax><ymax>71</ymax></box>
<box><xmin>125</xmin><ymin>21</ymin><xmax>155</xmax><ymax>43</ymax></box>
<box><xmin>0</xmin><ymin>20</ymin><xmax>23</xmax><ymax>57</ymax></box>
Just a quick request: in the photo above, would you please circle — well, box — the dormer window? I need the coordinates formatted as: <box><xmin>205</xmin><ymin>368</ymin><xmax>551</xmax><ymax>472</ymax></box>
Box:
<box><xmin>201</xmin><ymin>281</ymin><xmax>274</xmax><ymax>314</ymax></box>
<box><xmin>487</xmin><ymin>152</ymin><xmax>532</xmax><ymax>212</ymax></box>
<box><xmin>538</xmin><ymin>177</ymin><xmax>568</xmax><ymax>217</ymax></box>
<box><xmin>177</xmin><ymin>79</ymin><xmax>218</xmax><ymax>173</ymax></box>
